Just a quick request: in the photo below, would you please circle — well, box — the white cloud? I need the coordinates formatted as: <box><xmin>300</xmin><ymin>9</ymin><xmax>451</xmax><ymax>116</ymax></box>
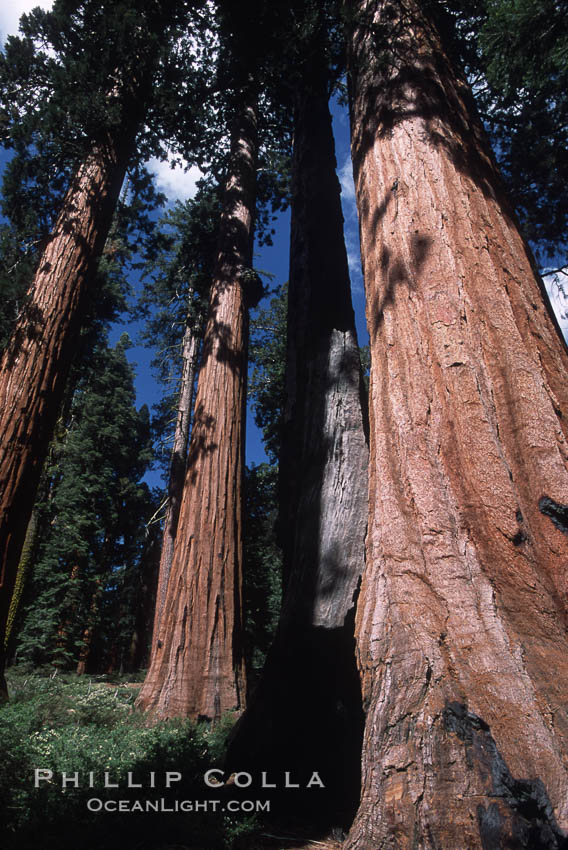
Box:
<box><xmin>339</xmin><ymin>154</ymin><xmax>356</xmax><ymax>206</ymax></box>
<box><xmin>337</xmin><ymin>154</ymin><xmax>363</xmax><ymax>293</ymax></box>
<box><xmin>147</xmin><ymin>157</ymin><xmax>204</xmax><ymax>204</ymax></box>
<box><xmin>543</xmin><ymin>269</ymin><xmax>568</xmax><ymax>341</ymax></box>
<box><xmin>0</xmin><ymin>1</ymin><xmax>53</xmax><ymax>46</ymax></box>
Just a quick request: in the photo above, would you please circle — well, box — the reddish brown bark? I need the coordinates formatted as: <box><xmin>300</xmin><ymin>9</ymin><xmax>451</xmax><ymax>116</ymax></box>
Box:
<box><xmin>0</xmin><ymin>135</ymin><xmax>130</xmax><ymax>698</ymax></box>
<box><xmin>136</xmin><ymin>100</ymin><xmax>258</xmax><ymax>721</ymax></box>
<box><xmin>151</xmin><ymin>317</ymin><xmax>199</xmax><ymax>640</ymax></box>
<box><xmin>345</xmin><ymin>1</ymin><xmax>568</xmax><ymax>847</ymax></box>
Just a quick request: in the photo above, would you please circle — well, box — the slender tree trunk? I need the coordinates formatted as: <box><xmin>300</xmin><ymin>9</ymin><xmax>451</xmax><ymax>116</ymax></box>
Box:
<box><xmin>4</xmin><ymin>509</ymin><xmax>38</xmax><ymax>656</ymax></box>
<box><xmin>126</xmin><ymin>522</ymin><xmax>161</xmax><ymax>672</ymax></box>
<box><xmin>136</xmin><ymin>97</ymin><xmax>259</xmax><ymax>721</ymax></box>
<box><xmin>346</xmin><ymin>1</ymin><xmax>568</xmax><ymax>847</ymax></box>
<box><xmin>151</xmin><ymin>316</ymin><xmax>199</xmax><ymax>640</ymax></box>
<box><xmin>76</xmin><ymin>577</ymin><xmax>103</xmax><ymax>675</ymax></box>
<box><xmin>227</xmin><ymin>70</ymin><xmax>368</xmax><ymax>826</ymax></box>
<box><xmin>0</xmin><ymin>134</ymin><xmax>132</xmax><ymax>699</ymax></box>
<box><xmin>55</xmin><ymin>562</ymin><xmax>81</xmax><ymax>667</ymax></box>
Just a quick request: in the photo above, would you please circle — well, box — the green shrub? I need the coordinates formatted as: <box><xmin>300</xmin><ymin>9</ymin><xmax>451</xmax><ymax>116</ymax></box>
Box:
<box><xmin>0</xmin><ymin>672</ymin><xmax>257</xmax><ymax>850</ymax></box>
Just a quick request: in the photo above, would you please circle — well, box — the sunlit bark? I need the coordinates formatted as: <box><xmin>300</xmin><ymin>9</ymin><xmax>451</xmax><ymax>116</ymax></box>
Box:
<box><xmin>346</xmin><ymin>0</ymin><xmax>568</xmax><ymax>846</ymax></box>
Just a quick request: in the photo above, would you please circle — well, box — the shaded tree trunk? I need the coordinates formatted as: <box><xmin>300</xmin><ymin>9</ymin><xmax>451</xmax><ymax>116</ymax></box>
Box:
<box><xmin>0</xmin><ymin>134</ymin><xmax>132</xmax><ymax>699</ymax></box>
<box><xmin>4</xmin><ymin>509</ymin><xmax>39</xmax><ymax>665</ymax></box>
<box><xmin>55</xmin><ymin>562</ymin><xmax>82</xmax><ymax>667</ymax></box>
<box><xmin>76</xmin><ymin>577</ymin><xmax>103</xmax><ymax>675</ymax></box>
<box><xmin>127</xmin><ymin>521</ymin><xmax>162</xmax><ymax>673</ymax></box>
<box><xmin>346</xmin><ymin>0</ymin><xmax>568</xmax><ymax>847</ymax></box>
<box><xmin>136</xmin><ymin>96</ymin><xmax>259</xmax><ymax>721</ymax></box>
<box><xmin>227</xmin><ymin>68</ymin><xmax>368</xmax><ymax>826</ymax></box>
<box><xmin>151</xmin><ymin>315</ymin><xmax>199</xmax><ymax>640</ymax></box>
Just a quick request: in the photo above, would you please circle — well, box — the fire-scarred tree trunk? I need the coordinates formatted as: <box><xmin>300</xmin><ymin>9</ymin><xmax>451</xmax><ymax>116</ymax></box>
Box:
<box><xmin>227</xmin><ymin>65</ymin><xmax>368</xmax><ymax>825</ymax></box>
<box><xmin>0</xmin><ymin>133</ymin><xmax>132</xmax><ymax>700</ymax></box>
<box><xmin>136</xmin><ymin>98</ymin><xmax>259</xmax><ymax>721</ymax></box>
<box><xmin>151</xmin><ymin>317</ymin><xmax>199</xmax><ymax>640</ymax></box>
<box><xmin>346</xmin><ymin>0</ymin><xmax>568</xmax><ymax>847</ymax></box>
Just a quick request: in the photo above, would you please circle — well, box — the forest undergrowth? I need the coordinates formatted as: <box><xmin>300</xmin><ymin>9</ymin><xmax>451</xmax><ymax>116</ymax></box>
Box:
<box><xmin>0</xmin><ymin>670</ymin><xmax>342</xmax><ymax>850</ymax></box>
<box><xmin>0</xmin><ymin>669</ymin><xmax>255</xmax><ymax>850</ymax></box>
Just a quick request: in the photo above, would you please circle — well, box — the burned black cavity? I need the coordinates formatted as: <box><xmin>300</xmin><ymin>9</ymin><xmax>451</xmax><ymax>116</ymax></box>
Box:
<box><xmin>539</xmin><ymin>496</ymin><xmax>568</xmax><ymax>535</ymax></box>
<box><xmin>443</xmin><ymin>702</ymin><xmax>568</xmax><ymax>849</ymax></box>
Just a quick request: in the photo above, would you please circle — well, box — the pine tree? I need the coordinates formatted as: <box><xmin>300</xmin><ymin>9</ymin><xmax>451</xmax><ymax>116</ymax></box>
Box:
<box><xmin>345</xmin><ymin>0</ymin><xmax>568</xmax><ymax>846</ymax></box>
<box><xmin>248</xmin><ymin>284</ymin><xmax>288</xmax><ymax>465</ymax></box>
<box><xmin>135</xmin><ymin>0</ymin><xmax>293</xmax><ymax>721</ymax></box>
<box><xmin>242</xmin><ymin>462</ymin><xmax>282</xmax><ymax>684</ymax></box>
<box><xmin>136</xmin><ymin>95</ymin><xmax>260</xmax><ymax>720</ymax></box>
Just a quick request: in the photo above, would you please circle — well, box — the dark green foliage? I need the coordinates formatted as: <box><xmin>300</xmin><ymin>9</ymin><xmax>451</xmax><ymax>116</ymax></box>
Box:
<box><xmin>0</xmin><ymin>0</ymin><xmax>209</xmax><ymax>160</ymax></box>
<box><xmin>14</xmin><ymin>335</ymin><xmax>155</xmax><ymax>672</ymax></box>
<box><xmin>243</xmin><ymin>464</ymin><xmax>282</xmax><ymax>683</ymax></box>
<box><xmin>0</xmin><ymin>671</ymin><xmax>252</xmax><ymax>850</ymax></box>
<box><xmin>478</xmin><ymin>0</ymin><xmax>568</xmax><ymax>260</ymax></box>
<box><xmin>435</xmin><ymin>0</ymin><xmax>568</xmax><ymax>263</ymax></box>
<box><xmin>248</xmin><ymin>284</ymin><xmax>287</xmax><ymax>465</ymax></box>
<box><xmin>244</xmin><ymin>287</ymin><xmax>287</xmax><ymax>682</ymax></box>
<box><xmin>0</xmin><ymin>0</ymin><xmax>211</xmax><ymax>346</ymax></box>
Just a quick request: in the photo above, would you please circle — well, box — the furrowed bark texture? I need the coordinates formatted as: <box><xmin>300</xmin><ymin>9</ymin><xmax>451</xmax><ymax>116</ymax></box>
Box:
<box><xmin>0</xmin><ymin>136</ymin><xmax>130</xmax><ymax>699</ymax></box>
<box><xmin>136</xmin><ymin>102</ymin><xmax>258</xmax><ymax>721</ymax></box>
<box><xmin>227</xmin><ymin>76</ymin><xmax>368</xmax><ymax>824</ymax></box>
<box><xmin>151</xmin><ymin>319</ymin><xmax>199</xmax><ymax>640</ymax></box>
<box><xmin>346</xmin><ymin>1</ymin><xmax>568</xmax><ymax>847</ymax></box>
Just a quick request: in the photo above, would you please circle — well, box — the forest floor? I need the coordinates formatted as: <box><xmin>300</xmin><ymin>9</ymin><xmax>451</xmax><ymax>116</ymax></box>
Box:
<box><xmin>243</xmin><ymin>836</ymin><xmax>343</xmax><ymax>850</ymax></box>
<box><xmin>1</xmin><ymin>671</ymin><xmax>349</xmax><ymax>850</ymax></box>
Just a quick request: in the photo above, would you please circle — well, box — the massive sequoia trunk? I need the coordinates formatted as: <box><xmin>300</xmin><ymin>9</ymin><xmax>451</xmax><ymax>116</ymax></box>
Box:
<box><xmin>151</xmin><ymin>316</ymin><xmax>199</xmax><ymax>640</ymax></box>
<box><xmin>346</xmin><ymin>0</ymin><xmax>568</xmax><ymax>847</ymax></box>
<box><xmin>0</xmin><ymin>133</ymin><xmax>132</xmax><ymax>699</ymax></box>
<box><xmin>227</xmin><ymin>70</ymin><xmax>368</xmax><ymax>825</ymax></box>
<box><xmin>136</xmin><ymin>99</ymin><xmax>258</xmax><ymax>721</ymax></box>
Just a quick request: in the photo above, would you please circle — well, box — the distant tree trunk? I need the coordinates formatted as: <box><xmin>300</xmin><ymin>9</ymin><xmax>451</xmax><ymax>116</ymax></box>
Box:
<box><xmin>54</xmin><ymin>562</ymin><xmax>81</xmax><ymax>667</ymax></box>
<box><xmin>128</xmin><ymin>523</ymin><xmax>161</xmax><ymax>672</ymax></box>
<box><xmin>227</xmin><ymin>66</ymin><xmax>368</xmax><ymax>826</ymax></box>
<box><xmin>0</xmin><ymin>131</ymin><xmax>133</xmax><ymax>699</ymax></box>
<box><xmin>76</xmin><ymin>577</ymin><xmax>103</xmax><ymax>675</ymax></box>
<box><xmin>346</xmin><ymin>0</ymin><xmax>568</xmax><ymax>847</ymax></box>
<box><xmin>136</xmin><ymin>96</ymin><xmax>259</xmax><ymax>721</ymax></box>
<box><xmin>151</xmin><ymin>316</ymin><xmax>199</xmax><ymax>639</ymax></box>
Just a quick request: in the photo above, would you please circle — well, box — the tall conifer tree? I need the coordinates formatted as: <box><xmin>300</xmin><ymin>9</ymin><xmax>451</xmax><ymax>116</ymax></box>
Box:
<box><xmin>14</xmin><ymin>335</ymin><xmax>153</xmax><ymax>673</ymax></box>
<box><xmin>0</xmin><ymin>0</ymin><xmax>206</xmax><ymax>698</ymax></box>
<box><xmin>227</xmin><ymin>7</ymin><xmax>368</xmax><ymax>823</ymax></box>
<box><xmin>345</xmin><ymin>1</ymin><xmax>568</xmax><ymax>846</ymax></box>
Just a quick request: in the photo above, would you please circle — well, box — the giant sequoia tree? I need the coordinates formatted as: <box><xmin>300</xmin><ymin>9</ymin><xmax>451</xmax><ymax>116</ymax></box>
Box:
<box><xmin>139</xmin><ymin>191</ymin><xmax>221</xmax><ymax>641</ymax></box>
<box><xmin>345</xmin><ymin>0</ymin><xmax>568</xmax><ymax>846</ymax></box>
<box><xmin>136</xmin><ymin>91</ymin><xmax>259</xmax><ymax>720</ymax></box>
<box><xmin>0</xmin><ymin>0</ymin><xmax>205</xmax><ymax>699</ymax></box>
<box><xmin>227</xmin><ymin>11</ymin><xmax>368</xmax><ymax>823</ymax></box>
